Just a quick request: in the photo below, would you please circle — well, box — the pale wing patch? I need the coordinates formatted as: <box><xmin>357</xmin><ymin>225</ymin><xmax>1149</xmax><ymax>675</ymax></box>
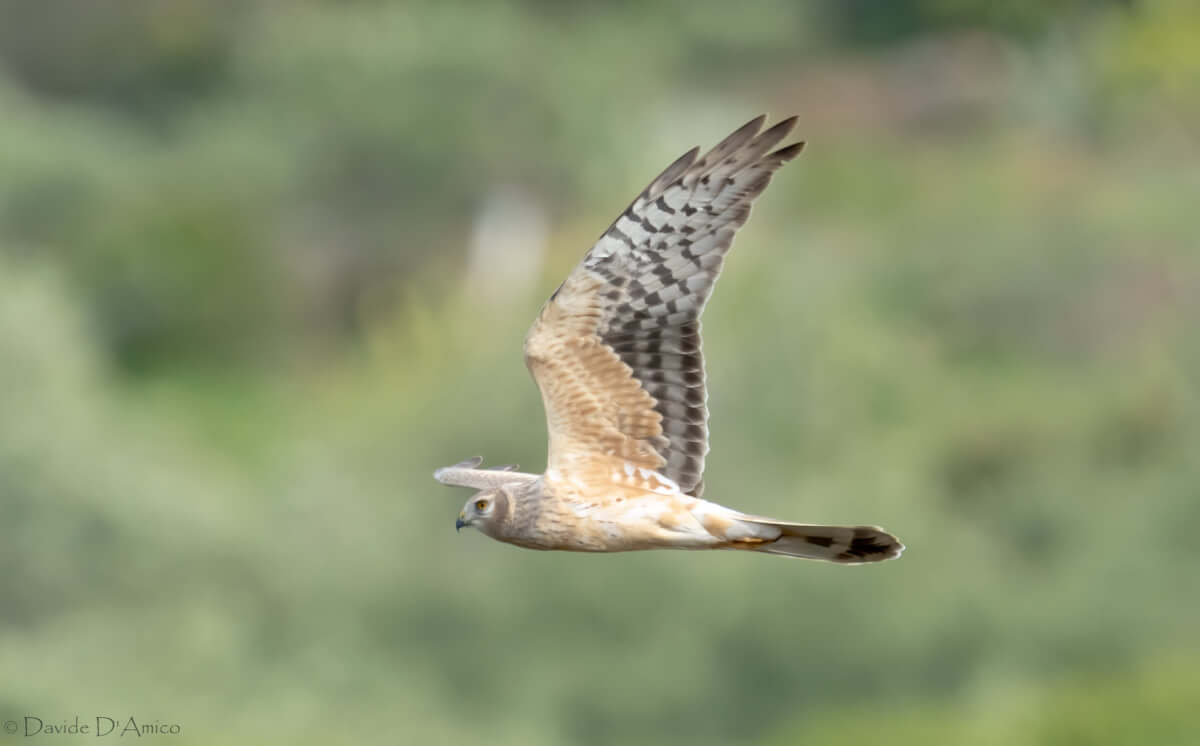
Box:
<box><xmin>526</xmin><ymin>270</ymin><xmax>666</xmax><ymax>474</ymax></box>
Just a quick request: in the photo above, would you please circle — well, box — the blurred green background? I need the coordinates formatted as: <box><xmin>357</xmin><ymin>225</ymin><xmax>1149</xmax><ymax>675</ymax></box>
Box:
<box><xmin>2</xmin><ymin>1</ymin><xmax>1198</xmax><ymax>744</ymax></box>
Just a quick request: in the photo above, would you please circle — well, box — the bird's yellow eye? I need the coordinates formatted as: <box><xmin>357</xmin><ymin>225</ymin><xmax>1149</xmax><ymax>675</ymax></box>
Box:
<box><xmin>475</xmin><ymin>500</ymin><xmax>488</xmax><ymax>511</ymax></box>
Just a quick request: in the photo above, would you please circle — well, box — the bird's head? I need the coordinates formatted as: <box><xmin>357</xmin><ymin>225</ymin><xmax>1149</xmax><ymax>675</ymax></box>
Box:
<box><xmin>455</xmin><ymin>487</ymin><xmax>511</xmax><ymax>537</ymax></box>
<box><xmin>435</xmin><ymin>457</ymin><xmax>533</xmax><ymax>539</ymax></box>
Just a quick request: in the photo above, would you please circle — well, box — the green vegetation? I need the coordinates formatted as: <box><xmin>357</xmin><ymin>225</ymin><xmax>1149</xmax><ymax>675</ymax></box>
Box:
<box><xmin>1</xmin><ymin>1</ymin><xmax>1197</xmax><ymax>744</ymax></box>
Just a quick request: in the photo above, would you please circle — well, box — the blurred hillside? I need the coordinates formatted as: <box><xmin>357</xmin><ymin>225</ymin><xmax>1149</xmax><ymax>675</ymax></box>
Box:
<box><xmin>1</xmin><ymin>1</ymin><xmax>1198</xmax><ymax>745</ymax></box>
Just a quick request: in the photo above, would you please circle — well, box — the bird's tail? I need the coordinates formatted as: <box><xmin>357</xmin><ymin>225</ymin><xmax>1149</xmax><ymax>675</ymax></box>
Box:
<box><xmin>733</xmin><ymin>516</ymin><xmax>904</xmax><ymax>563</ymax></box>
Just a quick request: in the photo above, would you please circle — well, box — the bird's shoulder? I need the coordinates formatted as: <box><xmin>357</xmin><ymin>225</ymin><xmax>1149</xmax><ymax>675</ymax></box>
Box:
<box><xmin>542</xmin><ymin>456</ymin><xmax>696</xmax><ymax>517</ymax></box>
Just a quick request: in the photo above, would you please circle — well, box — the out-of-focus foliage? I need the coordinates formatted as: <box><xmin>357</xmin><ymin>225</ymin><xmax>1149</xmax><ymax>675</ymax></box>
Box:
<box><xmin>1</xmin><ymin>1</ymin><xmax>1197</xmax><ymax>745</ymax></box>
<box><xmin>828</xmin><ymin>0</ymin><xmax>1129</xmax><ymax>44</ymax></box>
<box><xmin>768</xmin><ymin>654</ymin><xmax>1200</xmax><ymax>745</ymax></box>
<box><xmin>2</xmin><ymin>0</ymin><xmax>1185</xmax><ymax>374</ymax></box>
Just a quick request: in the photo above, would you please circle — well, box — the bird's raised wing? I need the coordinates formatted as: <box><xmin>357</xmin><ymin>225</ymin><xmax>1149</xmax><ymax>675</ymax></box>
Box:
<box><xmin>524</xmin><ymin>116</ymin><xmax>804</xmax><ymax>496</ymax></box>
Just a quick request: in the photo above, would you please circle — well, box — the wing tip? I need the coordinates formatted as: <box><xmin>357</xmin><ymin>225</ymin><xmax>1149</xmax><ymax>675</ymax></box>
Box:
<box><xmin>650</xmin><ymin>146</ymin><xmax>702</xmax><ymax>192</ymax></box>
<box><xmin>433</xmin><ymin>456</ymin><xmax>484</xmax><ymax>484</ymax></box>
<box><xmin>723</xmin><ymin>114</ymin><xmax>766</xmax><ymax>137</ymax></box>
<box><xmin>770</xmin><ymin>140</ymin><xmax>806</xmax><ymax>161</ymax></box>
<box><xmin>754</xmin><ymin>115</ymin><xmax>800</xmax><ymax>147</ymax></box>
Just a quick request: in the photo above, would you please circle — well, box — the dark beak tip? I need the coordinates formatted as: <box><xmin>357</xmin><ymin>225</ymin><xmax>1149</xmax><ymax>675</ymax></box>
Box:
<box><xmin>455</xmin><ymin>518</ymin><xmax>466</xmax><ymax>532</ymax></box>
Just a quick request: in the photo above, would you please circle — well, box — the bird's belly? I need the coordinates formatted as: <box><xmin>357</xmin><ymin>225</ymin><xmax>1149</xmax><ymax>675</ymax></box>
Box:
<box><xmin>520</xmin><ymin>495</ymin><xmax>722</xmax><ymax>552</ymax></box>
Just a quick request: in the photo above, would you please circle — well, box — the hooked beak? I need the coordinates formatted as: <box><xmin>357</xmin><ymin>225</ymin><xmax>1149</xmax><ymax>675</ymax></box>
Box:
<box><xmin>455</xmin><ymin>513</ymin><xmax>467</xmax><ymax>532</ymax></box>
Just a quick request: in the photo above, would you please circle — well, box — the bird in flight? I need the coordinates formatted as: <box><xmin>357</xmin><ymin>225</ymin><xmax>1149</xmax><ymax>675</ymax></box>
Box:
<box><xmin>435</xmin><ymin>115</ymin><xmax>902</xmax><ymax>563</ymax></box>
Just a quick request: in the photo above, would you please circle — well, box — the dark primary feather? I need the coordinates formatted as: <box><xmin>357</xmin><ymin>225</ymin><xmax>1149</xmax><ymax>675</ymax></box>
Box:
<box><xmin>579</xmin><ymin>116</ymin><xmax>805</xmax><ymax>496</ymax></box>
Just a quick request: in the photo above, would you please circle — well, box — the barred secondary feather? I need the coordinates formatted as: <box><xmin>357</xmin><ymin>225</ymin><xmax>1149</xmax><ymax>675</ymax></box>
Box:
<box><xmin>436</xmin><ymin>116</ymin><xmax>903</xmax><ymax>564</ymax></box>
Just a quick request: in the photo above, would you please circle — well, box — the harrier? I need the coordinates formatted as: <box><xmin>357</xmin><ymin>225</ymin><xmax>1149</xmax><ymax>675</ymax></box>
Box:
<box><xmin>435</xmin><ymin>116</ymin><xmax>902</xmax><ymax>563</ymax></box>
